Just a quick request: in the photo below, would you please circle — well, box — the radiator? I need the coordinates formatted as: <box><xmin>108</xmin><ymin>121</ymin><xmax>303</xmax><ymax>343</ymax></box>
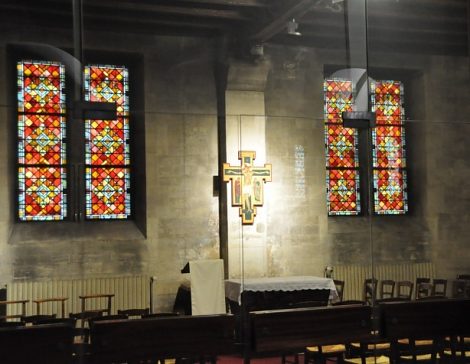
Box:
<box><xmin>334</xmin><ymin>262</ymin><xmax>436</xmax><ymax>301</ymax></box>
<box><xmin>6</xmin><ymin>275</ymin><xmax>150</xmax><ymax>318</ymax></box>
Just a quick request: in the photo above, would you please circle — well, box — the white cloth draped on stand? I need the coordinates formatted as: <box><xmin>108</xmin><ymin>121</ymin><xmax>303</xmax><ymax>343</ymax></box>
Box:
<box><xmin>189</xmin><ymin>259</ymin><xmax>226</xmax><ymax>315</ymax></box>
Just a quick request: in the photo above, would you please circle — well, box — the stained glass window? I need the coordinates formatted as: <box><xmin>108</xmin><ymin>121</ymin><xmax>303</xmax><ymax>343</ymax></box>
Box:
<box><xmin>17</xmin><ymin>61</ymin><xmax>67</xmax><ymax>221</ymax></box>
<box><xmin>371</xmin><ymin>80</ymin><xmax>408</xmax><ymax>214</ymax></box>
<box><xmin>83</xmin><ymin>65</ymin><xmax>131</xmax><ymax>219</ymax></box>
<box><xmin>324</xmin><ymin>79</ymin><xmax>361</xmax><ymax>215</ymax></box>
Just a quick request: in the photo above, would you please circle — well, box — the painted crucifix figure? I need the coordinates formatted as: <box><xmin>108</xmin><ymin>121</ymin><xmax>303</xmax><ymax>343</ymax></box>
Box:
<box><xmin>223</xmin><ymin>151</ymin><xmax>272</xmax><ymax>224</ymax></box>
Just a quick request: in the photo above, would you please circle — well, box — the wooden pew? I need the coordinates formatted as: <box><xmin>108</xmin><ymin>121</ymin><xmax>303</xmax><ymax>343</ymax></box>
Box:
<box><xmin>380</xmin><ymin>298</ymin><xmax>468</xmax><ymax>339</ymax></box>
<box><xmin>0</xmin><ymin>322</ymin><xmax>75</xmax><ymax>364</ymax></box>
<box><xmin>89</xmin><ymin>314</ymin><xmax>236</xmax><ymax>363</ymax></box>
<box><xmin>248</xmin><ymin>305</ymin><xmax>372</xmax><ymax>360</ymax></box>
<box><xmin>379</xmin><ymin>298</ymin><xmax>470</xmax><ymax>362</ymax></box>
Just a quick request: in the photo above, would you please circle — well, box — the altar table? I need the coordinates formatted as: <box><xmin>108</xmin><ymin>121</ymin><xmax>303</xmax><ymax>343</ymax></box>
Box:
<box><xmin>225</xmin><ymin>276</ymin><xmax>338</xmax><ymax>305</ymax></box>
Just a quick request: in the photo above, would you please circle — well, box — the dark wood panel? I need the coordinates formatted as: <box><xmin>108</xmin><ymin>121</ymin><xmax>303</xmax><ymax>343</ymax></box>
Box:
<box><xmin>250</xmin><ymin>305</ymin><xmax>372</xmax><ymax>353</ymax></box>
<box><xmin>90</xmin><ymin>314</ymin><xmax>236</xmax><ymax>363</ymax></box>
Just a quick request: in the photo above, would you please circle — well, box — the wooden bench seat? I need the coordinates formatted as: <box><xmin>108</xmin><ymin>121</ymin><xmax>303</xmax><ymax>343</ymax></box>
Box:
<box><xmin>0</xmin><ymin>322</ymin><xmax>74</xmax><ymax>364</ymax></box>
<box><xmin>247</xmin><ymin>304</ymin><xmax>372</xmax><ymax>364</ymax></box>
<box><xmin>89</xmin><ymin>314</ymin><xmax>236</xmax><ymax>364</ymax></box>
<box><xmin>380</xmin><ymin>298</ymin><xmax>470</xmax><ymax>363</ymax></box>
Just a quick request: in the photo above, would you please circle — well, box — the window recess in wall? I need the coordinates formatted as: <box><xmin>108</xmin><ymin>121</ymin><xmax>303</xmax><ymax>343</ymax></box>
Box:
<box><xmin>16</xmin><ymin>60</ymin><xmax>132</xmax><ymax>222</ymax></box>
<box><xmin>324</xmin><ymin>78</ymin><xmax>408</xmax><ymax>216</ymax></box>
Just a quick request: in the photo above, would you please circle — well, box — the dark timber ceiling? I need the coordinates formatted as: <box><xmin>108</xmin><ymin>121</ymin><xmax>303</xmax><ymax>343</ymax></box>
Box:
<box><xmin>0</xmin><ymin>0</ymin><xmax>468</xmax><ymax>56</ymax></box>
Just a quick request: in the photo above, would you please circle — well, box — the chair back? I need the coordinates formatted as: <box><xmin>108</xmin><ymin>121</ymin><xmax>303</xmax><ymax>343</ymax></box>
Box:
<box><xmin>416</xmin><ymin>282</ymin><xmax>433</xmax><ymax>299</ymax></box>
<box><xmin>333</xmin><ymin>279</ymin><xmax>345</xmax><ymax>302</ymax></box>
<box><xmin>380</xmin><ymin>280</ymin><xmax>395</xmax><ymax>299</ymax></box>
<box><xmin>89</xmin><ymin>314</ymin><xmax>127</xmax><ymax>324</ymax></box>
<box><xmin>452</xmin><ymin>279</ymin><xmax>470</xmax><ymax>299</ymax></box>
<box><xmin>117</xmin><ymin>308</ymin><xmax>150</xmax><ymax>318</ymax></box>
<box><xmin>396</xmin><ymin>280</ymin><xmax>413</xmax><ymax>300</ymax></box>
<box><xmin>363</xmin><ymin>278</ymin><xmax>378</xmax><ymax>305</ymax></box>
<box><xmin>21</xmin><ymin>314</ymin><xmax>57</xmax><ymax>325</ymax></box>
<box><xmin>142</xmin><ymin>312</ymin><xmax>179</xmax><ymax>319</ymax></box>
<box><xmin>415</xmin><ymin>277</ymin><xmax>431</xmax><ymax>299</ymax></box>
<box><xmin>432</xmin><ymin>278</ymin><xmax>447</xmax><ymax>297</ymax></box>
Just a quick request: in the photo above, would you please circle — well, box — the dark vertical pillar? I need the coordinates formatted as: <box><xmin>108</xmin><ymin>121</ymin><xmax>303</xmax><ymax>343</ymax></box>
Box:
<box><xmin>467</xmin><ymin>0</ymin><xmax>470</xmax><ymax>62</ymax></box>
<box><xmin>72</xmin><ymin>0</ymin><xmax>85</xmax><ymax>221</ymax></box>
<box><xmin>214</xmin><ymin>37</ymin><xmax>229</xmax><ymax>278</ymax></box>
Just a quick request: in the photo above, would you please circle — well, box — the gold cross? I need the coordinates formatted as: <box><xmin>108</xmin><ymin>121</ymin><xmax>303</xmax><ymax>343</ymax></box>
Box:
<box><xmin>223</xmin><ymin>151</ymin><xmax>272</xmax><ymax>224</ymax></box>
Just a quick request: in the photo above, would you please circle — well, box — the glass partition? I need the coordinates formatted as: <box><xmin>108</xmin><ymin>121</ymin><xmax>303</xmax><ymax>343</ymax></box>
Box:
<box><xmin>366</xmin><ymin>0</ymin><xmax>470</xmax><ymax>299</ymax></box>
<box><xmin>1</xmin><ymin>1</ymin><xmax>468</xmax><ymax>360</ymax></box>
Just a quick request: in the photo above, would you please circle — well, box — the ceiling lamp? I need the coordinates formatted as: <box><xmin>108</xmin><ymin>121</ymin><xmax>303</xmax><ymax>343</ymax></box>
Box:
<box><xmin>287</xmin><ymin>18</ymin><xmax>301</xmax><ymax>36</ymax></box>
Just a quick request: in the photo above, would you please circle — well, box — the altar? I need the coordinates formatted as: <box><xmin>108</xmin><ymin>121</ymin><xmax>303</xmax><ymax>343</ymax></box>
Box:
<box><xmin>225</xmin><ymin>276</ymin><xmax>338</xmax><ymax>314</ymax></box>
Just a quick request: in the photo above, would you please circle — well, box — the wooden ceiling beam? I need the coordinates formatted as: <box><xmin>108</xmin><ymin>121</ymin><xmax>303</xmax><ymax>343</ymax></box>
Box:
<box><xmin>0</xmin><ymin>3</ymin><xmax>234</xmax><ymax>31</ymax></box>
<box><xmin>249</xmin><ymin>0</ymin><xmax>316</xmax><ymax>43</ymax></box>
<box><xmin>272</xmin><ymin>32</ymin><xmax>466</xmax><ymax>56</ymax></box>
<box><xmin>303</xmin><ymin>8</ymin><xmax>466</xmax><ymax>26</ymax></box>
<box><xmin>81</xmin><ymin>0</ymin><xmax>251</xmax><ymax>21</ymax></box>
<box><xmin>172</xmin><ymin>0</ymin><xmax>269</xmax><ymax>7</ymax></box>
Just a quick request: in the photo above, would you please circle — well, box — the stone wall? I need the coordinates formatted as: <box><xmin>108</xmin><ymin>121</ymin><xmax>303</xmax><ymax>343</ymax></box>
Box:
<box><xmin>0</xmin><ymin>24</ymin><xmax>469</xmax><ymax>312</ymax></box>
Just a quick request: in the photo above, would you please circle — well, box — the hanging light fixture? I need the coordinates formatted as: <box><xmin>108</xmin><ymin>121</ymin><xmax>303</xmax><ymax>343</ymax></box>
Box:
<box><xmin>287</xmin><ymin>18</ymin><xmax>301</xmax><ymax>36</ymax></box>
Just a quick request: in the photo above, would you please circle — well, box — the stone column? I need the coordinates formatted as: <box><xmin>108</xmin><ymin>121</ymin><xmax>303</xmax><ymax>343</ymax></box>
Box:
<box><xmin>225</xmin><ymin>58</ymin><xmax>271</xmax><ymax>278</ymax></box>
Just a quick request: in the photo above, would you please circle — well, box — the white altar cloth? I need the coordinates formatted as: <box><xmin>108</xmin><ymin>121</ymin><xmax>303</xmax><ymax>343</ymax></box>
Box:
<box><xmin>225</xmin><ymin>276</ymin><xmax>338</xmax><ymax>304</ymax></box>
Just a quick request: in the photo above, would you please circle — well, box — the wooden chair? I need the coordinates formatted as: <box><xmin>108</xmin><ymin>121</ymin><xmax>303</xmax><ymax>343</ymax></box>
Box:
<box><xmin>21</xmin><ymin>314</ymin><xmax>57</xmax><ymax>325</ymax></box>
<box><xmin>452</xmin><ymin>279</ymin><xmax>470</xmax><ymax>299</ymax></box>
<box><xmin>415</xmin><ymin>278</ymin><xmax>431</xmax><ymax>299</ymax></box>
<box><xmin>416</xmin><ymin>282</ymin><xmax>434</xmax><ymax>299</ymax></box>
<box><xmin>305</xmin><ymin>343</ymin><xmax>346</xmax><ymax>364</ymax></box>
<box><xmin>440</xmin><ymin>335</ymin><xmax>470</xmax><ymax>363</ymax></box>
<box><xmin>396</xmin><ymin>280</ymin><xmax>414</xmax><ymax>300</ymax></box>
<box><xmin>117</xmin><ymin>308</ymin><xmax>150</xmax><ymax>318</ymax></box>
<box><xmin>0</xmin><ymin>299</ymin><xmax>28</xmax><ymax>321</ymax></box>
<box><xmin>69</xmin><ymin>311</ymin><xmax>103</xmax><ymax>343</ymax></box>
<box><xmin>143</xmin><ymin>312</ymin><xmax>180</xmax><ymax>318</ymax></box>
<box><xmin>334</xmin><ymin>279</ymin><xmax>345</xmax><ymax>302</ymax></box>
<box><xmin>332</xmin><ymin>300</ymin><xmax>366</xmax><ymax>306</ymax></box>
<box><xmin>379</xmin><ymin>280</ymin><xmax>395</xmax><ymax>299</ymax></box>
<box><xmin>363</xmin><ymin>278</ymin><xmax>378</xmax><ymax>305</ymax></box>
<box><xmin>69</xmin><ymin>311</ymin><xmax>104</xmax><ymax>363</ymax></box>
<box><xmin>33</xmin><ymin>297</ymin><xmax>68</xmax><ymax>318</ymax></box>
<box><xmin>34</xmin><ymin>317</ymin><xmax>76</xmax><ymax>326</ymax></box>
<box><xmin>345</xmin><ymin>336</ymin><xmax>391</xmax><ymax>364</ymax></box>
<box><xmin>432</xmin><ymin>279</ymin><xmax>447</xmax><ymax>297</ymax></box>
<box><xmin>89</xmin><ymin>314</ymin><xmax>127</xmax><ymax>326</ymax></box>
<box><xmin>79</xmin><ymin>294</ymin><xmax>114</xmax><ymax>316</ymax></box>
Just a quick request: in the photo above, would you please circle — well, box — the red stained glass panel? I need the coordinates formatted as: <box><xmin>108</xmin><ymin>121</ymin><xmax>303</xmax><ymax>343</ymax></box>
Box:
<box><xmin>84</xmin><ymin>64</ymin><xmax>131</xmax><ymax>219</ymax></box>
<box><xmin>17</xmin><ymin>61</ymin><xmax>67</xmax><ymax>221</ymax></box>
<box><xmin>18</xmin><ymin>167</ymin><xmax>67</xmax><ymax>221</ymax></box>
<box><xmin>374</xmin><ymin>169</ymin><xmax>407</xmax><ymax>215</ymax></box>
<box><xmin>327</xmin><ymin>169</ymin><xmax>361</xmax><ymax>215</ymax></box>
<box><xmin>326</xmin><ymin>125</ymin><xmax>358</xmax><ymax>168</ymax></box>
<box><xmin>85</xmin><ymin>167</ymin><xmax>131</xmax><ymax>219</ymax></box>
<box><xmin>324</xmin><ymin>79</ymin><xmax>360</xmax><ymax>216</ymax></box>
<box><xmin>371</xmin><ymin>80</ymin><xmax>408</xmax><ymax>215</ymax></box>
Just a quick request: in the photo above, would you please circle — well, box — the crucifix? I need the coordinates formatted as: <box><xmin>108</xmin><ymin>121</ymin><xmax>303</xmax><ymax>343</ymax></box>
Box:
<box><xmin>223</xmin><ymin>151</ymin><xmax>272</xmax><ymax>224</ymax></box>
